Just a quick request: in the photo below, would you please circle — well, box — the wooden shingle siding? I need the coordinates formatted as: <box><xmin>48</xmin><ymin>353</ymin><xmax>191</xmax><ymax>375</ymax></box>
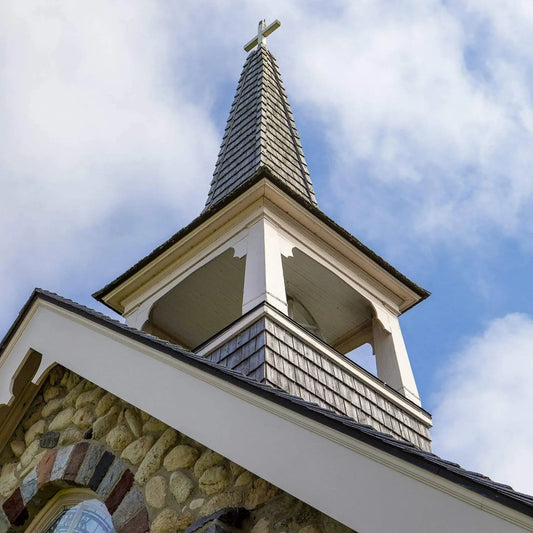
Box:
<box><xmin>204</xmin><ymin>46</ymin><xmax>317</xmax><ymax>211</ymax></box>
<box><xmin>203</xmin><ymin>315</ymin><xmax>432</xmax><ymax>452</ymax></box>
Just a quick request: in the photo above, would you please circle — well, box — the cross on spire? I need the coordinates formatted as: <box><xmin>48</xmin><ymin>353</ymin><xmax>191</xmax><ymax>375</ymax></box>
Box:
<box><xmin>244</xmin><ymin>19</ymin><xmax>281</xmax><ymax>52</ymax></box>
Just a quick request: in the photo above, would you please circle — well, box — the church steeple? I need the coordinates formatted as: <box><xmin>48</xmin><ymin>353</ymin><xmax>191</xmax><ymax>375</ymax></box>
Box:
<box><xmin>95</xmin><ymin>21</ymin><xmax>433</xmax><ymax>452</ymax></box>
<box><xmin>205</xmin><ymin>21</ymin><xmax>317</xmax><ymax>211</ymax></box>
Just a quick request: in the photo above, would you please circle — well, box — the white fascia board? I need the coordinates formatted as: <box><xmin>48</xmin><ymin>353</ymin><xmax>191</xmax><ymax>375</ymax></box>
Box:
<box><xmin>1</xmin><ymin>299</ymin><xmax>531</xmax><ymax>533</ymax></box>
<box><xmin>102</xmin><ymin>179</ymin><xmax>424</xmax><ymax>317</ymax></box>
<box><xmin>102</xmin><ymin>185</ymin><xmax>268</xmax><ymax>314</ymax></box>
<box><xmin>262</xmin><ymin>182</ymin><xmax>424</xmax><ymax>313</ymax></box>
<box><xmin>261</xmin><ymin>202</ymin><xmax>404</xmax><ymax>314</ymax></box>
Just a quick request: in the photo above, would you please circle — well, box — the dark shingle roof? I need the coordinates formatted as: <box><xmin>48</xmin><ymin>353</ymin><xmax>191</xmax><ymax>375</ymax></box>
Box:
<box><xmin>2</xmin><ymin>289</ymin><xmax>532</xmax><ymax>517</ymax></box>
<box><xmin>204</xmin><ymin>45</ymin><xmax>317</xmax><ymax>210</ymax></box>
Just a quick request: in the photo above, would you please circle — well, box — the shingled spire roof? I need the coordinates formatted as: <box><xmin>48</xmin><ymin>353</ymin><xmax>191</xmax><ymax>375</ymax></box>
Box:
<box><xmin>204</xmin><ymin>44</ymin><xmax>317</xmax><ymax>211</ymax></box>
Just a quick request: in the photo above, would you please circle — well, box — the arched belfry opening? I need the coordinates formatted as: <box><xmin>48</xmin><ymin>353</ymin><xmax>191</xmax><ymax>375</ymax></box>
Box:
<box><xmin>142</xmin><ymin>248</ymin><xmax>246</xmax><ymax>349</ymax></box>
<box><xmin>282</xmin><ymin>249</ymin><xmax>374</xmax><ymax>353</ymax></box>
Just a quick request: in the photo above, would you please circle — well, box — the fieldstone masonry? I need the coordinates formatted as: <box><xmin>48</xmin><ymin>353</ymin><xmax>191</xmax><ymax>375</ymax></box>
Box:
<box><xmin>0</xmin><ymin>366</ymin><xmax>351</xmax><ymax>532</ymax></box>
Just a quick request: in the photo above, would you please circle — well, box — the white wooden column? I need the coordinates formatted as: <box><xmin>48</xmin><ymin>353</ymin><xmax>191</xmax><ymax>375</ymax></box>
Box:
<box><xmin>372</xmin><ymin>312</ymin><xmax>421</xmax><ymax>406</ymax></box>
<box><xmin>242</xmin><ymin>218</ymin><xmax>288</xmax><ymax>314</ymax></box>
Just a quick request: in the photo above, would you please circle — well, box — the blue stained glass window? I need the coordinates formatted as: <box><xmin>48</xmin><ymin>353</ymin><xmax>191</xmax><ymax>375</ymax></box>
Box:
<box><xmin>45</xmin><ymin>499</ymin><xmax>115</xmax><ymax>533</ymax></box>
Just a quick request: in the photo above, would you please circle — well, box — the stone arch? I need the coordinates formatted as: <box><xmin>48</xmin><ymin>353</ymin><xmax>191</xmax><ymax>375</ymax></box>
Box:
<box><xmin>1</xmin><ymin>441</ymin><xmax>149</xmax><ymax>532</ymax></box>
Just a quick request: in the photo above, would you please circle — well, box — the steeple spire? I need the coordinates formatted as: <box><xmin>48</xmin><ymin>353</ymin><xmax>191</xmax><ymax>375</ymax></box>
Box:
<box><xmin>204</xmin><ymin>20</ymin><xmax>317</xmax><ymax>211</ymax></box>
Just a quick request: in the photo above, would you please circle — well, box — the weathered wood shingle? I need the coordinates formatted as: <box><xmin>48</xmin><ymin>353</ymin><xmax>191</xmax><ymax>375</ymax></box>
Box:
<box><xmin>204</xmin><ymin>45</ymin><xmax>317</xmax><ymax>210</ymax></box>
<box><xmin>202</xmin><ymin>315</ymin><xmax>433</xmax><ymax>452</ymax></box>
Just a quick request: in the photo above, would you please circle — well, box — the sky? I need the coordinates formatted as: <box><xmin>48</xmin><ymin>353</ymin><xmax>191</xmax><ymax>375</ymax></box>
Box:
<box><xmin>1</xmin><ymin>0</ymin><xmax>532</xmax><ymax>495</ymax></box>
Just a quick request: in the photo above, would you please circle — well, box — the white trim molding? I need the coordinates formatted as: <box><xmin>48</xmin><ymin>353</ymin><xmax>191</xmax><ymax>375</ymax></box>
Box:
<box><xmin>1</xmin><ymin>297</ymin><xmax>531</xmax><ymax>533</ymax></box>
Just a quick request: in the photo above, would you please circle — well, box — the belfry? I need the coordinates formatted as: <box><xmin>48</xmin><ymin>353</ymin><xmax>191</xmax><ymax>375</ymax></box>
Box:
<box><xmin>1</xmin><ymin>19</ymin><xmax>531</xmax><ymax>533</ymax></box>
<box><xmin>95</xmin><ymin>18</ymin><xmax>432</xmax><ymax>450</ymax></box>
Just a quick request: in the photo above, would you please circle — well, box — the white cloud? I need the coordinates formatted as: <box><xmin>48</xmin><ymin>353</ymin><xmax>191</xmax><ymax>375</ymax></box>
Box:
<box><xmin>432</xmin><ymin>313</ymin><xmax>533</xmax><ymax>495</ymax></box>
<box><xmin>0</xmin><ymin>1</ymin><xmax>221</xmax><ymax>322</ymax></box>
<box><xmin>0</xmin><ymin>0</ymin><xmax>530</xmax><ymax>503</ymax></box>
<box><xmin>273</xmin><ymin>1</ymin><xmax>533</xmax><ymax>253</ymax></box>
<box><xmin>2</xmin><ymin>1</ymin><xmax>531</xmax><ymax>321</ymax></box>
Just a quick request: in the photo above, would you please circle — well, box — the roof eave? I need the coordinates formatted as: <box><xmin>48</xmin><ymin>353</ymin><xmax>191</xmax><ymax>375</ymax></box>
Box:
<box><xmin>1</xmin><ymin>289</ymin><xmax>530</xmax><ymax>519</ymax></box>
<box><xmin>93</xmin><ymin>168</ymin><xmax>429</xmax><ymax>315</ymax></box>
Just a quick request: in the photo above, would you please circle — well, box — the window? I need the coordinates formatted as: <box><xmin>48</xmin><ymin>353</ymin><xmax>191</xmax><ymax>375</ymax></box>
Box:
<box><xmin>287</xmin><ymin>296</ymin><xmax>325</xmax><ymax>340</ymax></box>
<box><xmin>27</xmin><ymin>490</ymin><xmax>114</xmax><ymax>533</ymax></box>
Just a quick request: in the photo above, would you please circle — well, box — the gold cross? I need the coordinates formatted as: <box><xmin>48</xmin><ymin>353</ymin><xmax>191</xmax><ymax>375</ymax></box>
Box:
<box><xmin>244</xmin><ymin>19</ymin><xmax>281</xmax><ymax>52</ymax></box>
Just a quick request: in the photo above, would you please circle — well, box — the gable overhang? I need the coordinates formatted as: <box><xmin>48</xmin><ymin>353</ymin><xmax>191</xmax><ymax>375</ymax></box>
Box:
<box><xmin>94</xmin><ymin>169</ymin><xmax>429</xmax><ymax>317</ymax></box>
<box><xmin>0</xmin><ymin>291</ymin><xmax>531</xmax><ymax>533</ymax></box>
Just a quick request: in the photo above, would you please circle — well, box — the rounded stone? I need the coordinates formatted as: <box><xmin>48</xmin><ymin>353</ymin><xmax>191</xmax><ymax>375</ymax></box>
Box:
<box><xmin>235</xmin><ymin>470</ymin><xmax>254</xmax><ymax>487</ymax></box>
<box><xmin>10</xmin><ymin>440</ymin><xmax>25</xmax><ymax>459</ymax></box>
<box><xmin>145</xmin><ymin>475</ymin><xmax>167</xmax><ymax>509</ymax></box>
<box><xmin>151</xmin><ymin>509</ymin><xmax>193</xmax><ymax>533</ymax></box>
<box><xmin>199</xmin><ymin>465</ymin><xmax>229</xmax><ymax>495</ymax></box>
<box><xmin>299</xmin><ymin>526</ymin><xmax>321</xmax><ymax>533</ymax></box>
<box><xmin>194</xmin><ymin>450</ymin><xmax>224</xmax><ymax>478</ymax></box>
<box><xmin>75</xmin><ymin>387</ymin><xmax>104</xmax><ymax>410</ymax></box>
<box><xmin>142</xmin><ymin>417</ymin><xmax>168</xmax><ymax>434</ymax></box>
<box><xmin>62</xmin><ymin>380</ymin><xmax>85</xmax><ymax>407</ymax></box>
<box><xmin>18</xmin><ymin>449</ymin><xmax>46</xmax><ymax>478</ymax></box>
<box><xmin>200</xmin><ymin>490</ymin><xmax>242</xmax><ymax>516</ymax></box>
<box><xmin>189</xmin><ymin>498</ymin><xmax>204</xmax><ymax>510</ymax></box>
<box><xmin>169</xmin><ymin>471</ymin><xmax>194</xmax><ymax>503</ymax></box>
<box><xmin>95</xmin><ymin>392</ymin><xmax>118</xmax><ymax>417</ymax></box>
<box><xmin>49</xmin><ymin>407</ymin><xmax>75</xmax><ymax>431</ymax></box>
<box><xmin>47</xmin><ymin>366</ymin><xmax>63</xmax><ymax>386</ymax></box>
<box><xmin>124</xmin><ymin>409</ymin><xmax>142</xmax><ymax>438</ymax></box>
<box><xmin>22</xmin><ymin>406</ymin><xmax>43</xmax><ymax>431</ymax></box>
<box><xmin>245</xmin><ymin>478</ymin><xmax>279</xmax><ymax>510</ymax></box>
<box><xmin>106</xmin><ymin>424</ymin><xmax>134</xmax><ymax>453</ymax></box>
<box><xmin>163</xmin><ymin>445</ymin><xmax>199</xmax><ymax>471</ymax></box>
<box><xmin>83</xmin><ymin>380</ymin><xmax>96</xmax><ymax>390</ymax></box>
<box><xmin>229</xmin><ymin>461</ymin><xmax>245</xmax><ymax>477</ymax></box>
<box><xmin>19</xmin><ymin>440</ymin><xmax>40</xmax><ymax>468</ymax></box>
<box><xmin>121</xmin><ymin>435</ymin><xmax>155</xmax><ymax>465</ymax></box>
<box><xmin>25</xmin><ymin>419</ymin><xmax>47</xmax><ymax>447</ymax></box>
<box><xmin>73</xmin><ymin>406</ymin><xmax>95</xmax><ymax>430</ymax></box>
<box><xmin>43</xmin><ymin>386</ymin><xmax>61</xmax><ymax>403</ymax></box>
<box><xmin>251</xmin><ymin>518</ymin><xmax>270</xmax><ymax>533</ymax></box>
<box><xmin>92</xmin><ymin>406</ymin><xmax>121</xmax><ymax>439</ymax></box>
<box><xmin>42</xmin><ymin>398</ymin><xmax>64</xmax><ymax>418</ymax></box>
<box><xmin>61</xmin><ymin>371</ymin><xmax>81</xmax><ymax>391</ymax></box>
<box><xmin>59</xmin><ymin>426</ymin><xmax>83</xmax><ymax>446</ymax></box>
<box><xmin>135</xmin><ymin>428</ymin><xmax>178</xmax><ymax>485</ymax></box>
<box><xmin>0</xmin><ymin>463</ymin><xmax>18</xmax><ymax>498</ymax></box>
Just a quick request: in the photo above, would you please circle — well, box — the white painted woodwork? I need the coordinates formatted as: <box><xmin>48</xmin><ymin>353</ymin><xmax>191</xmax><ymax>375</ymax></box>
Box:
<box><xmin>124</xmin><ymin>300</ymin><xmax>151</xmax><ymax>330</ymax></box>
<box><xmin>150</xmin><ymin>249</ymin><xmax>245</xmax><ymax>348</ymax></box>
<box><xmin>242</xmin><ymin>218</ymin><xmax>288</xmax><ymax>314</ymax></box>
<box><xmin>0</xmin><ymin>299</ymin><xmax>531</xmax><ymax>533</ymax></box>
<box><xmin>101</xmin><ymin>179</ymin><xmax>425</xmax><ymax>402</ymax></box>
<box><xmin>100</xmin><ymin>180</ymin><xmax>422</xmax><ymax>320</ymax></box>
<box><xmin>282</xmin><ymin>249</ymin><xmax>373</xmax><ymax>349</ymax></box>
<box><xmin>373</xmin><ymin>315</ymin><xmax>421</xmax><ymax>405</ymax></box>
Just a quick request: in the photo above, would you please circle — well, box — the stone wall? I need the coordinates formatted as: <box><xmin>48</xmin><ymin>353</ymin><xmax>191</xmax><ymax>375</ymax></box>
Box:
<box><xmin>0</xmin><ymin>366</ymin><xmax>351</xmax><ymax>532</ymax></box>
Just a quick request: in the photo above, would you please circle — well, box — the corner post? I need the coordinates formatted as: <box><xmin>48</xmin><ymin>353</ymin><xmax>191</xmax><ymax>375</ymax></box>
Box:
<box><xmin>242</xmin><ymin>218</ymin><xmax>288</xmax><ymax>314</ymax></box>
<box><xmin>372</xmin><ymin>315</ymin><xmax>421</xmax><ymax>405</ymax></box>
